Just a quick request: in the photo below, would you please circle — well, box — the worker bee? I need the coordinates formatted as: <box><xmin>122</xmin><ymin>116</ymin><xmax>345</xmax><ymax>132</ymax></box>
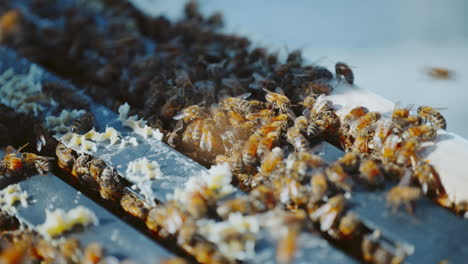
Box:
<box><xmin>286</xmin><ymin>126</ymin><xmax>308</xmax><ymax>152</ymax></box>
<box><xmin>362</xmin><ymin>230</ymin><xmax>406</xmax><ymax>264</ymax></box>
<box><xmin>199</xmin><ymin>119</ymin><xmax>222</xmax><ymax>153</ymax></box>
<box><xmin>242</xmin><ymin>132</ymin><xmax>262</xmax><ymax>166</ymax></box>
<box><xmin>257</xmin><ymin>130</ymin><xmax>281</xmax><ymax>159</ymax></box>
<box><xmin>310</xmin><ymin>170</ymin><xmax>329</xmax><ymax>203</ymax></box>
<box><xmin>121</xmin><ymin>192</ymin><xmax>150</xmax><ymax>220</ymax></box>
<box><xmin>71</xmin><ymin>154</ymin><xmax>91</xmax><ymax>179</ymax></box>
<box><xmin>310</xmin><ymin>194</ymin><xmax>346</xmax><ymax>232</ymax></box>
<box><xmin>89</xmin><ymin>158</ymin><xmax>106</xmax><ymax>181</ymax></box>
<box><xmin>0</xmin><ymin>145</ymin><xmax>25</xmax><ymax>176</ymax></box>
<box><xmin>182</xmin><ymin>119</ymin><xmax>204</xmax><ymax>146</ymax></box>
<box><xmin>417</xmin><ymin>106</ymin><xmax>447</xmax><ymax>130</ymax></box>
<box><xmin>83</xmin><ymin>242</ymin><xmax>103</xmax><ymax>264</ymax></box>
<box><xmin>371</xmin><ymin>120</ymin><xmax>393</xmax><ymax>151</ymax></box>
<box><xmin>21</xmin><ymin>152</ymin><xmax>54</xmax><ymax>176</ymax></box>
<box><xmin>395</xmin><ymin>138</ymin><xmax>419</xmax><ymax>166</ymax></box>
<box><xmin>326</xmin><ymin>162</ymin><xmax>353</xmax><ymax>192</ymax></box>
<box><xmin>216</xmin><ymin>197</ymin><xmax>254</xmax><ymax>219</ymax></box>
<box><xmin>98</xmin><ymin>167</ymin><xmax>122</xmax><ymax>200</ymax></box>
<box><xmin>259</xmin><ymin>147</ymin><xmax>284</xmax><ymax>175</ymax></box>
<box><xmin>56</xmin><ymin>143</ymin><xmax>75</xmax><ymax>171</ymax></box>
<box><xmin>352</xmin><ymin>112</ymin><xmax>381</xmax><ymax>136</ymax></box>
<box><xmin>454</xmin><ymin>200</ymin><xmax>468</xmax><ymax>217</ymax></box>
<box><xmin>426</xmin><ymin>67</ymin><xmax>453</xmax><ymax>80</ymax></box>
<box><xmin>69</xmin><ymin>112</ymin><xmax>94</xmax><ymax>134</ymax></box>
<box><xmin>302</xmin><ymin>81</ymin><xmax>333</xmax><ymax>95</ymax></box>
<box><xmin>338</xmin><ymin>212</ymin><xmax>361</xmax><ymax>239</ymax></box>
<box><xmin>263</xmin><ymin>88</ymin><xmax>290</xmax><ymax>113</ymax></box>
<box><xmin>358</xmin><ymin>159</ymin><xmax>384</xmax><ymax>188</ymax></box>
<box><xmin>381</xmin><ymin>134</ymin><xmax>400</xmax><ymax>164</ymax></box>
<box><xmin>220</xmin><ymin>93</ymin><xmax>252</xmax><ymax>114</ymax></box>
<box><xmin>337</xmin><ymin>152</ymin><xmax>360</xmax><ymax>173</ymax></box>
<box><xmin>0</xmin><ymin>9</ymin><xmax>22</xmax><ymax>42</ymax></box>
<box><xmin>276</xmin><ymin>227</ymin><xmax>298</xmax><ymax>264</ymax></box>
<box><xmin>386</xmin><ymin>185</ymin><xmax>422</xmax><ymax>214</ymax></box>
<box><xmin>278</xmin><ymin>178</ymin><xmax>308</xmax><ymax>210</ymax></box>
<box><xmin>146</xmin><ymin>202</ymin><xmax>187</xmax><ymax>237</ymax></box>
<box><xmin>401</xmin><ymin>124</ymin><xmax>436</xmax><ymax>142</ymax></box>
<box><xmin>335</xmin><ymin>62</ymin><xmax>354</xmax><ymax>85</ymax></box>
<box><xmin>174</xmin><ymin>104</ymin><xmax>208</xmax><ymax>123</ymax></box>
<box><xmin>412</xmin><ymin>160</ymin><xmax>445</xmax><ymax>198</ymax></box>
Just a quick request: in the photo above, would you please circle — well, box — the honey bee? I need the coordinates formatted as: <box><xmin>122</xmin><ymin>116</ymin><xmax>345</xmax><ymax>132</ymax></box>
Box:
<box><xmin>220</xmin><ymin>93</ymin><xmax>252</xmax><ymax>114</ymax></box>
<box><xmin>185</xmin><ymin>190</ymin><xmax>210</xmax><ymax>219</ymax></box>
<box><xmin>174</xmin><ymin>104</ymin><xmax>208</xmax><ymax>123</ymax></box>
<box><xmin>199</xmin><ymin>119</ymin><xmax>221</xmax><ymax>153</ymax></box>
<box><xmin>371</xmin><ymin>120</ymin><xmax>393</xmax><ymax>151</ymax></box>
<box><xmin>426</xmin><ymin>67</ymin><xmax>453</xmax><ymax>80</ymax></box>
<box><xmin>257</xmin><ymin>130</ymin><xmax>281</xmax><ymax>159</ymax></box>
<box><xmin>56</xmin><ymin>143</ymin><xmax>75</xmax><ymax>171</ymax></box>
<box><xmin>98</xmin><ymin>167</ymin><xmax>122</xmax><ymax>200</ymax></box>
<box><xmin>386</xmin><ymin>186</ymin><xmax>422</xmax><ymax>214</ymax></box>
<box><xmin>146</xmin><ymin>202</ymin><xmax>187</xmax><ymax>237</ymax></box>
<box><xmin>69</xmin><ymin>112</ymin><xmax>94</xmax><ymax>134</ymax></box>
<box><xmin>326</xmin><ymin>162</ymin><xmax>353</xmax><ymax>192</ymax></box>
<box><xmin>381</xmin><ymin>134</ymin><xmax>400</xmax><ymax>164</ymax></box>
<box><xmin>0</xmin><ymin>145</ymin><xmax>24</xmax><ymax>176</ymax></box>
<box><xmin>216</xmin><ymin>197</ymin><xmax>252</xmax><ymax>219</ymax></box>
<box><xmin>83</xmin><ymin>242</ymin><xmax>103</xmax><ymax>264</ymax></box>
<box><xmin>278</xmin><ymin>178</ymin><xmax>308</xmax><ymax>210</ymax></box>
<box><xmin>260</xmin><ymin>147</ymin><xmax>284</xmax><ymax>175</ymax></box>
<box><xmin>362</xmin><ymin>230</ymin><xmax>406</xmax><ymax>264</ymax></box>
<box><xmin>395</xmin><ymin>138</ymin><xmax>419</xmax><ymax>166</ymax></box>
<box><xmin>276</xmin><ymin>227</ymin><xmax>298</xmax><ymax>264</ymax></box>
<box><xmin>352</xmin><ymin>112</ymin><xmax>381</xmax><ymax>136</ymax></box>
<box><xmin>338</xmin><ymin>212</ymin><xmax>361</xmax><ymax>239</ymax></box>
<box><xmin>0</xmin><ymin>9</ymin><xmax>21</xmax><ymax>42</ymax></box>
<box><xmin>263</xmin><ymin>88</ymin><xmax>290</xmax><ymax>113</ymax></box>
<box><xmin>412</xmin><ymin>160</ymin><xmax>445</xmax><ymax>198</ymax></box>
<box><xmin>121</xmin><ymin>192</ymin><xmax>150</xmax><ymax>220</ymax></box>
<box><xmin>182</xmin><ymin>119</ymin><xmax>204</xmax><ymax>145</ymax></box>
<box><xmin>89</xmin><ymin>158</ymin><xmax>106</xmax><ymax>182</ymax></box>
<box><xmin>310</xmin><ymin>194</ymin><xmax>346</xmax><ymax>232</ymax></box>
<box><xmin>286</xmin><ymin>126</ymin><xmax>308</xmax><ymax>152</ymax></box>
<box><xmin>21</xmin><ymin>152</ymin><xmax>54</xmax><ymax>176</ymax></box>
<box><xmin>303</xmin><ymin>81</ymin><xmax>333</xmax><ymax>95</ymax></box>
<box><xmin>71</xmin><ymin>154</ymin><xmax>91</xmax><ymax>179</ymax></box>
<box><xmin>454</xmin><ymin>200</ymin><xmax>468</xmax><ymax>217</ymax></box>
<box><xmin>401</xmin><ymin>124</ymin><xmax>436</xmax><ymax>142</ymax></box>
<box><xmin>417</xmin><ymin>106</ymin><xmax>447</xmax><ymax>130</ymax></box>
<box><xmin>242</xmin><ymin>132</ymin><xmax>262</xmax><ymax>166</ymax></box>
<box><xmin>335</xmin><ymin>62</ymin><xmax>354</xmax><ymax>84</ymax></box>
<box><xmin>358</xmin><ymin>159</ymin><xmax>384</xmax><ymax>188</ymax></box>
<box><xmin>337</xmin><ymin>152</ymin><xmax>360</xmax><ymax>173</ymax></box>
<box><xmin>310</xmin><ymin>170</ymin><xmax>328</xmax><ymax>203</ymax></box>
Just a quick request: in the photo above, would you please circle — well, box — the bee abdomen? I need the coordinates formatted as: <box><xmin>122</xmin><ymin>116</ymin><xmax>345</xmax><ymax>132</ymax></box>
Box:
<box><xmin>307</xmin><ymin>122</ymin><xmax>325</xmax><ymax>138</ymax></box>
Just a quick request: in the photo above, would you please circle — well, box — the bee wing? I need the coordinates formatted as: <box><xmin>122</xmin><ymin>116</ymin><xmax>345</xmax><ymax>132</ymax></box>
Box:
<box><xmin>302</xmin><ymin>107</ymin><xmax>311</xmax><ymax>118</ymax></box>
<box><xmin>320</xmin><ymin>210</ymin><xmax>338</xmax><ymax>232</ymax></box>
<box><xmin>237</xmin><ymin>92</ymin><xmax>251</xmax><ymax>100</ymax></box>
<box><xmin>275</xmin><ymin>87</ymin><xmax>285</xmax><ymax>95</ymax></box>
<box><xmin>310</xmin><ymin>203</ymin><xmax>331</xmax><ymax>221</ymax></box>
<box><xmin>173</xmin><ymin>112</ymin><xmax>188</xmax><ymax>120</ymax></box>
<box><xmin>398</xmin><ymin>169</ymin><xmax>413</xmax><ymax>187</ymax></box>
<box><xmin>285</xmin><ymin>108</ymin><xmax>296</xmax><ymax>120</ymax></box>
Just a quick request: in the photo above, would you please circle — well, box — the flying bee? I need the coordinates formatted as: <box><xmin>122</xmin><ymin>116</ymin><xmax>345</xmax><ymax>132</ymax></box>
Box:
<box><xmin>121</xmin><ymin>192</ymin><xmax>150</xmax><ymax>220</ymax></box>
<box><xmin>21</xmin><ymin>152</ymin><xmax>54</xmax><ymax>176</ymax></box>
<box><xmin>220</xmin><ymin>93</ymin><xmax>252</xmax><ymax>114</ymax></box>
<box><xmin>98</xmin><ymin>167</ymin><xmax>122</xmax><ymax>200</ymax></box>
<box><xmin>326</xmin><ymin>162</ymin><xmax>353</xmax><ymax>192</ymax></box>
<box><xmin>417</xmin><ymin>106</ymin><xmax>447</xmax><ymax>130</ymax></box>
<box><xmin>338</xmin><ymin>212</ymin><xmax>361</xmax><ymax>239</ymax></box>
<box><xmin>386</xmin><ymin>186</ymin><xmax>422</xmax><ymax>214</ymax></box>
<box><xmin>56</xmin><ymin>143</ymin><xmax>75</xmax><ymax>171</ymax></box>
<box><xmin>358</xmin><ymin>159</ymin><xmax>384</xmax><ymax>188</ymax></box>
<box><xmin>426</xmin><ymin>67</ymin><xmax>453</xmax><ymax>80</ymax></box>
<box><xmin>276</xmin><ymin>227</ymin><xmax>299</xmax><ymax>264</ymax></box>
<box><xmin>335</xmin><ymin>62</ymin><xmax>354</xmax><ymax>84</ymax></box>
<box><xmin>402</xmin><ymin>124</ymin><xmax>437</xmax><ymax>142</ymax></box>
<box><xmin>337</xmin><ymin>152</ymin><xmax>360</xmax><ymax>173</ymax></box>
<box><xmin>69</xmin><ymin>112</ymin><xmax>94</xmax><ymax>134</ymax></box>
<box><xmin>263</xmin><ymin>88</ymin><xmax>290</xmax><ymax>113</ymax></box>
<box><xmin>310</xmin><ymin>194</ymin><xmax>346</xmax><ymax>232</ymax></box>
<box><xmin>286</xmin><ymin>127</ymin><xmax>308</xmax><ymax>153</ymax></box>
<box><xmin>242</xmin><ymin>132</ymin><xmax>262</xmax><ymax>166</ymax></box>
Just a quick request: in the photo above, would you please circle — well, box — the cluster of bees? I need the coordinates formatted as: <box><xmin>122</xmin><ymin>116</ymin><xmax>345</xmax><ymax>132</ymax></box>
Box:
<box><xmin>0</xmin><ymin>226</ymin><xmax>128</xmax><ymax>264</ymax></box>
<box><xmin>0</xmin><ymin>0</ymin><xmax>466</xmax><ymax>263</ymax></box>
<box><xmin>0</xmin><ymin>144</ymin><xmax>54</xmax><ymax>177</ymax></box>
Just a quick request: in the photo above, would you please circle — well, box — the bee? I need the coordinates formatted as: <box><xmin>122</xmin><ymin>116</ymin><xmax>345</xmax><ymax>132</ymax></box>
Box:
<box><xmin>0</xmin><ymin>9</ymin><xmax>21</xmax><ymax>42</ymax></box>
<box><xmin>182</xmin><ymin>119</ymin><xmax>204</xmax><ymax>146</ymax></box>
<box><xmin>417</xmin><ymin>106</ymin><xmax>447</xmax><ymax>130</ymax></box>
<box><xmin>412</xmin><ymin>160</ymin><xmax>445</xmax><ymax>198</ymax></box>
<box><xmin>121</xmin><ymin>192</ymin><xmax>150</xmax><ymax>220</ymax></box>
<box><xmin>56</xmin><ymin>143</ymin><xmax>75</xmax><ymax>171</ymax></box>
<box><xmin>216</xmin><ymin>197</ymin><xmax>253</xmax><ymax>219</ymax></box>
<box><xmin>263</xmin><ymin>88</ymin><xmax>290</xmax><ymax>113</ymax></box>
<box><xmin>146</xmin><ymin>202</ymin><xmax>187</xmax><ymax>237</ymax></box>
<box><xmin>395</xmin><ymin>138</ymin><xmax>419</xmax><ymax>166</ymax></box>
<box><xmin>174</xmin><ymin>104</ymin><xmax>208</xmax><ymax>123</ymax></box>
<box><xmin>21</xmin><ymin>152</ymin><xmax>54</xmax><ymax>176</ymax></box>
<box><xmin>71</xmin><ymin>154</ymin><xmax>91</xmax><ymax>179</ymax></box>
<box><xmin>335</xmin><ymin>62</ymin><xmax>354</xmax><ymax>84</ymax></box>
<box><xmin>402</xmin><ymin>124</ymin><xmax>436</xmax><ymax>142</ymax></box>
<box><xmin>361</xmin><ymin>231</ymin><xmax>380</xmax><ymax>262</ymax></box>
<box><xmin>345</xmin><ymin>106</ymin><xmax>369</xmax><ymax>121</ymax></box>
<box><xmin>260</xmin><ymin>147</ymin><xmax>284</xmax><ymax>175</ymax></box>
<box><xmin>371</xmin><ymin>120</ymin><xmax>393</xmax><ymax>151</ymax></box>
<box><xmin>69</xmin><ymin>112</ymin><xmax>94</xmax><ymax>134</ymax></box>
<box><xmin>386</xmin><ymin>186</ymin><xmax>422</xmax><ymax>214</ymax></box>
<box><xmin>362</xmin><ymin>230</ymin><xmax>406</xmax><ymax>264</ymax></box>
<box><xmin>454</xmin><ymin>201</ymin><xmax>468</xmax><ymax>217</ymax></box>
<box><xmin>0</xmin><ymin>145</ymin><xmax>25</xmax><ymax>176</ymax></box>
<box><xmin>185</xmin><ymin>190</ymin><xmax>210</xmax><ymax>219</ymax></box>
<box><xmin>293</xmin><ymin>116</ymin><xmax>308</xmax><ymax>133</ymax></box>
<box><xmin>242</xmin><ymin>132</ymin><xmax>262</xmax><ymax>166</ymax></box>
<box><xmin>89</xmin><ymin>158</ymin><xmax>106</xmax><ymax>182</ymax></box>
<box><xmin>276</xmin><ymin>227</ymin><xmax>298</xmax><ymax>264</ymax></box>
<box><xmin>326</xmin><ymin>162</ymin><xmax>353</xmax><ymax>192</ymax></box>
<box><xmin>358</xmin><ymin>159</ymin><xmax>384</xmax><ymax>188</ymax></box>
<box><xmin>310</xmin><ymin>194</ymin><xmax>346</xmax><ymax>232</ymax></box>
<box><xmin>257</xmin><ymin>130</ymin><xmax>281</xmax><ymax>159</ymax></box>
<box><xmin>199</xmin><ymin>119</ymin><xmax>221</xmax><ymax>153</ymax></box>
<box><xmin>166</xmin><ymin>120</ymin><xmax>184</xmax><ymax>148</ymax></box>
<box><xmin>83</xmin><ymin>242</ymin><xmax>103</xmax><ymax>264</ymax></box>
<box><xmin>426</xmin><ymin>67</ymin><xmax>453</xmax><ymax>80</ymax></box>
<box><xmin>310</xmin><ymin>170</ymin><xmax>328</xmax><ymax>203</ymax></box>
<box><xmin>303</xmin><ymin>81</ymin><xmax>333</xmax><ymax>95</ymax></box>
<box><xmin>286</xmin><ymin>127</ymin><xmax>308</xmax><ymax>152</ymax></box>
<box><xmin>352</xmin><ymin>112</ymin><xmax>381</xmax><ymax>136</ymax></box>
<box><xmin>337</xmin><ymin>152</ymin><xmax>360</xmax><ymax>173</ymax></box>
<box><xmin>220</xmin><ymin>93</ymin><xmax>252</xmax><ymax>114</ymax></box>
<box><xmin>338</xmin><ymin>212</ymin><xmax>361</xmax><ymax>239</ymax></box>
<box><xmin>98</xmin><ymin>167</ymin><xmax>122</xmax><ymax>200</ymax></box>
<box><xmin>381</xmin><ymin>134</ymin><xmax>400</xmax><ymax>164</ymax></box>
<box><xmin>279</xmin><ymin>178</ymin><xmax>308</xmax><ymax>210</ymax></box>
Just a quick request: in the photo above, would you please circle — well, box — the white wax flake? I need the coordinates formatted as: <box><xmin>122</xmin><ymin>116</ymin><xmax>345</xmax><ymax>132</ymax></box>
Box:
<box><xmin>125</xmin><ymin>158</ymin><xmax>162</xmax><ymax>206</ymax></box>
<box><xmin>60</xmin><ymin>126</ymin><xmax>121</xmax><ymax>154</ymax></box>
<box><xmin>46</xmin><ymin>109</ymin><xmax>86</xmax><ymax>134</ymax></box>
<box><xmin>0</xmin><ymin>184</ymin><xmax>29</xmax><ymax>214</ymax></box>
<box><xmin>0</xmin><ymin>65</ymin><xmax>56</xmax><ymax>116</ymax></box>
<box><xmin>118</xmin><ymin>103</ymin><xmax>163</xmax><ymax>140</ymax></box>
<box><xmin>119</xmin><ymin>136</ymin><xmax>139</xmax><ymax>149</ymax></box>
<box><xmin>36</xmin><ymin>206</ymin><xmax>98</xmax><ymax>238</ymax></box>
<box><xmin>173</xmin><ymin>164</ymin><xmax>234</xmax><ymax>203</ymax></box>
<box><xmin>197</xmin><ymin>213</ymin><xmax>260</xmax><ymax>261</ymax></box>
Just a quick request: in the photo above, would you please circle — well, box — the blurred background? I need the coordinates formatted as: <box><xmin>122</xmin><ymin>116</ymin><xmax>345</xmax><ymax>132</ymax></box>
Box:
<box><xmin>132</xmin><ymin>0</ymin><xmax>468</xmax><ymax>138</ymax></box>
